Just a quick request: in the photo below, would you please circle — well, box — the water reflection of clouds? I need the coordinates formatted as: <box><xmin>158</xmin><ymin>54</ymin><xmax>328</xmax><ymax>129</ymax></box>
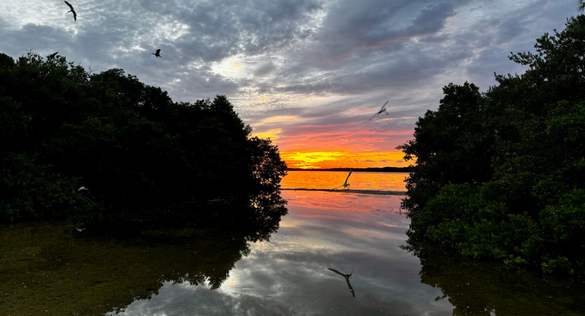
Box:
<box><xmin>113</xmin><ymin>191</ymin><xmax>452</xmax><ymax>315</ymax></box>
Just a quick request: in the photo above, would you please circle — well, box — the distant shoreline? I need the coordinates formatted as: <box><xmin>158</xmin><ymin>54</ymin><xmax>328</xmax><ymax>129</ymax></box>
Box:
<box><xmin>286</xmin><ymin>167</ymin><xmax>414</xmax><ymax>173</ymax></box>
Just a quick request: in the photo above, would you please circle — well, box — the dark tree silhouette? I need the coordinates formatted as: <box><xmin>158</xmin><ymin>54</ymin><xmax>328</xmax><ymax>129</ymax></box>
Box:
<box><xmin>399</xmin><ymin>15</ymin><xmax>585</xmax><ymax>275</ymax></box>
<box><xmin>0</xmin><ymin>51</ymin><xmax>287</xmax><ymax>225</ymax></box>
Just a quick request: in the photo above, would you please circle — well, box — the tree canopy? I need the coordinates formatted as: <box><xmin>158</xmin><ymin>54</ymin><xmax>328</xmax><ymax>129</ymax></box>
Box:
<box><xmin>0</xmin><ymin>51</ymin><xmax>287</xmax><ymax>225</ymax></box>
<box><xmin>399</xmin><ymin>15</ymin><xmax>585</xmax><ymax>275</ymax></box>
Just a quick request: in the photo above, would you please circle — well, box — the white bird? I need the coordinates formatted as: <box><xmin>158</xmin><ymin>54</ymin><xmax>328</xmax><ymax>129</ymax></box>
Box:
<box><xmin>76</xmin><ymin>186</ymin><xmax>94</xmax><ymax>205</ymax></box>
<box><xmin>332</xmin><ymin>169</ymin><xmax>352</xmax><ymax>190</ymax></box>
<box><xmin>369</xmin><ymin>100</ymin><xmax>389</xmax><ymax>121</ymax></box>
<box><xmin>64</xmin><ymin>1</ymin><xmax>77</xmax><ymax>21</ymax></box>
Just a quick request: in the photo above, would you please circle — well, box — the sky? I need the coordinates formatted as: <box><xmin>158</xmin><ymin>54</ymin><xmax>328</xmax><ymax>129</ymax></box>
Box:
<box><xmin>0</xmin><ymin>0</ymin><xmax>580</xmax><ymax>168</ymax></box>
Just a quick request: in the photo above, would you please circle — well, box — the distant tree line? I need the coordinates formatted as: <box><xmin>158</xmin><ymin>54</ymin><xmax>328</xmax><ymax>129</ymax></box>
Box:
<box><xmin>0</xmin><ymin>51</ymin><xmax>287</xmax><ymax>224</ymax></box>
<box><xmin>399</xmin><ymin>15</ymin><xmax>585</xmax><ymax>275</ymax></box>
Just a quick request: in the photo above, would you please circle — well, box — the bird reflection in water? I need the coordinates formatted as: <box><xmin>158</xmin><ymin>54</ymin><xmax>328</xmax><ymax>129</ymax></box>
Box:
<box><xmin>328</xmin><ymin>268</ymin><xmax>355</xmax><ymax>297</ymax></box>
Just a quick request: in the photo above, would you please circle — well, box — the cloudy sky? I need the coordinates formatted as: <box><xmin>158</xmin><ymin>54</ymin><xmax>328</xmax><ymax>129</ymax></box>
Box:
<box><xmin>0</xmin><ymin>0</ymin><xmax>579</xmax><ymax>168</ymax></box>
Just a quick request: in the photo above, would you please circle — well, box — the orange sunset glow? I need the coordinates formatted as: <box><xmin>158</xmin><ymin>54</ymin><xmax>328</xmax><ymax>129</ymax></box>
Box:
<box><xmin>251</xmin><ymin>116</ymin><xmax>417</xmax><ymax>169</ymax></box>
<box><xmin>280</xmin><ymin>151</ymin><xmax>412</xmax><ymax>169</ymax></box>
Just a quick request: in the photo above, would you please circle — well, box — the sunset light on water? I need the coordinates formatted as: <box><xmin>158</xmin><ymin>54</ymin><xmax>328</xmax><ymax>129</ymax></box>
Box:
<box><xmin>281</xmin><ymin>170</ymin><xmax>408</xmax><ymax>192</ymax></box>
<box><xmin>2</xmin><ymin>0</ymin><xmax>585</xmax><ymax>314</ymax></box>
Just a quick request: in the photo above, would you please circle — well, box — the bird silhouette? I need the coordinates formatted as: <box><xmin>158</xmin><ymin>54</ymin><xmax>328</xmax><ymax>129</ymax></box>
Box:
<box><xmin>328</xmin><ymin>268</ymin><xmax>355</xmax><ymax>297</ymax></box>
<box><xmin>369</xmin><ymin>100</ymin><xmax>389</xmax><ymax>121</ymax></box>
<box><xmin>48</xmin><ymin>52</ymin><xmax>59</xmax><ymax>60</ymax></box>
<box><xmin>332</xmin><ymin>169</ymin><xmax>352</xmax><ymax>190</ymax></box>
<box><xmin>152</xmin><ymin>49</ymin><xmax>161</xmax><ymax>58</ymax></box>
<box><xmin>64</xmin><ymin>1</ymin><xmax>77</xmax><ymax>21</ymax></box>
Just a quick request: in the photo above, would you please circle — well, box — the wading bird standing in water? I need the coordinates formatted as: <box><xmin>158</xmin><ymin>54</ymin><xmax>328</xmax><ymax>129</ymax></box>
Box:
<box><xmin>152</xmin><ymin>49</ymin><xmax>161</xmax><ymax>58</ymax></box>
<box><xmin>64</xmin><ymin>1</ymin><xmax>77</xmax><ymax>21</ymax></box>
<box><xmin>369</xmin><ymin>100</ymin><xmax>389</xmax><ymax>121</ymax></box>
<box><xmin>328</xmin><ymin>268</ymin><xmax>355</xmax><ymax>297</ymax></box>
<box><xmin>333</xmin><ymin>169</ymin><xmax>352</xmax><ymax>190</ymax></box>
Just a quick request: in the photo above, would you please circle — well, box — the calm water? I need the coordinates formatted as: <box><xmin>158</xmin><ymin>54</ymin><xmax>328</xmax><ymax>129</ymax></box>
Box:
<box><xmin>281</xmin><ymin>170</ymin><xmax>408</xmax><ymax>192</ymax></box>
<box><xmin>2</xmin><ymin>172</ymin><xmax>584</xmax><ymax>315</ymax></box>
<box><xmin>111</xmin><ymin>191</ymin><xmax>437</xmax><ymax>316</ymax></box>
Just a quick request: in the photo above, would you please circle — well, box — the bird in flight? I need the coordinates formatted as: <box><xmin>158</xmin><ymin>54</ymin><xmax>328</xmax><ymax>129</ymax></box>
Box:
<box><xmin>152</xmin><ymin>49</ymin><xmax>162</xmax><ymax>58</ymax></box>
<box><xmin>369</xmin><ymin>100</ymin><xmax>389</xmax><ymax>121</ymax></box>
<box><xmin>342</xmin><ymin>169</ymin><xmax>352</xmax><ymax>189</ymax></box>
<box><xmin>48</xmin><ymin>52</ymin><xmax>59</xmax><ymax>60</ymax></box>
<box><xmin>64</xmin><ymin>1</ymin><xmax>77</xmax><ymax>21</ymax></box>
<box><xmin>333</xmin><ymin>169</ymin><xmax>352</xmax><ymax>190</ymax></box>
<box><xmin>328</xmin><ymin>268</ymin><xmax>355</xmax><ymax>297</ymax></box>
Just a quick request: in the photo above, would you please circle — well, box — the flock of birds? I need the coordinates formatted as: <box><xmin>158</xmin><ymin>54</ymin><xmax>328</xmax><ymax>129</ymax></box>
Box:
<box><xmin>62</xmin><ymin>2</ymin><xmax>162</xmax><ymax>58</ymax></box>
<box><xmin>62</xmin><ymin>1</ymin><xmax>388</xmax><ymax>297</ymax></box>
<box><xmin>325</xmin><ymin>102</ymin><xmax>390</xmax><ymax>291</ymax></box>
<box><xmin>330</xmin><ymin>100</ymin><xmax>388</xmax><ymax>189</ymax></box>
<box><xmin>327</xmin><ymin>101</ymin><xmax>388</xmax><ymax>294</ymax></box>
<box><xmin>61</xmin><ymin>1</ymin><xmax>391</xmax><ymax>119</ymax></box>
<box><xmin>331</xmin><ymin>100</ymin><xmax>388</xmax><ymax>190</ymax></box>
<box><xmin>62</xmin><ymin>0</ymin><xmax>389</xmax><ymax>194</ymax></box>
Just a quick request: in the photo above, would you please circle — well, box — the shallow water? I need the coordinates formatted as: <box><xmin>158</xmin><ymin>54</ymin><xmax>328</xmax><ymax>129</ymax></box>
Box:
<box><xmin>109</xmin><ymin>191</ymin><xmax>448</xmax><ymax>315</ymax></box>
<box><xmin>108</xmin><ymin>190</ymin><xmax>585</xmax><ymax>316</ymax></box>
<box><xmin>1</xmin><ymin>172</ymin><xmax>584</xmax><ymax>315</ymax></box>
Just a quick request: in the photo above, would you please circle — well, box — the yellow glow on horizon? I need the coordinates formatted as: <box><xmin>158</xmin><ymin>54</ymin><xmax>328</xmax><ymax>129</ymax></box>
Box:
<box><xmin>280</xmin><ymin>151</ymin><xmax>413</xmax><ymax>169</ymax></box>
<box><xmin>281</xmin><ymin>151</ymin><xmax>346</xmax><ymax>169</ymax></box>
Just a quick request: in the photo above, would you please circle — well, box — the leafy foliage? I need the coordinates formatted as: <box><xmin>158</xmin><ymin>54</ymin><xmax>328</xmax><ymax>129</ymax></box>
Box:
<box><xmin>402</xmin><ymin>240</ymin><xmax>585</xmax><ymax>316</ymax></box>
<box><xmin>399</xmin><ymin>15</ymin><xmax>585</xmax><ymax>275</ymax></box>
<box><xmin>0</xmin><ymin>51</ymin><xmax>286</xmax><ymax>224</ymax></box>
